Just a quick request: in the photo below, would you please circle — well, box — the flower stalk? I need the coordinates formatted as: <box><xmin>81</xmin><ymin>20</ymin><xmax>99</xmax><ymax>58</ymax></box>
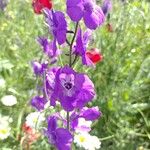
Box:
<box><xmin>30</xmin><ymin>0</ymin><xmax>108</xmax><ymax>149</ymax></box>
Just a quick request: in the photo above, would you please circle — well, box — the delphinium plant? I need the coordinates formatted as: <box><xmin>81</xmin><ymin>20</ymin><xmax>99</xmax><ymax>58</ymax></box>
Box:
<box><xmin>28</xmin><ymin>0</ymin><xmax>111</xmax><ymax>149</ymax></box>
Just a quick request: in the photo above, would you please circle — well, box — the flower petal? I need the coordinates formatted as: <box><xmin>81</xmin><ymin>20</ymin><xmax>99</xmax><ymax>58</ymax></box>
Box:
<box><xmin>47</xmin><ymin>116</ymin><xmax>57</xmax><ymax>132</ymax></box>
<box><xmin>83</xmin><ymin>7</ymin><xmax>105</xmax><ymax>29</ymax></box>
<box><xmin>67</xmin><ymin>0</ymin><xmax>81</xmax><ymax>7</ymax></box>
<box><xmin>67</xmin><ymin>6</ymin><xmax>83</xmax><ymax>22</ymax></box>
<box><xmin>80</xmin><ymin>107</ymin><xmax>102</xmax><ymax>121</ymax></box>
<box><xmin>75</xmin><ymin>74</ymin><xmax>95</xmax><ymax>108</ymax></box>
<box><xmin>55</xmin><ymin>128</ymin><xmax>73</xmax><ymax>150</ymax></box>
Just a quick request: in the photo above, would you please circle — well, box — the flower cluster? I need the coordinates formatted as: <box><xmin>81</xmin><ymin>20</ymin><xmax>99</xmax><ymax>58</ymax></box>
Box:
<box><xmin>30</xmin><ymin>0</ymin><xmax>112</xmax><ymax>149</ymax></box>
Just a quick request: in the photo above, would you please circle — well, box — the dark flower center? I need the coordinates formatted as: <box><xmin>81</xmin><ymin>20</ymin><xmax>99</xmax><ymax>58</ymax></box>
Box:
<box><xmin>64</xmin><ymin>82</ymin><xmax>72</xmax><ymax>90</ymax></box>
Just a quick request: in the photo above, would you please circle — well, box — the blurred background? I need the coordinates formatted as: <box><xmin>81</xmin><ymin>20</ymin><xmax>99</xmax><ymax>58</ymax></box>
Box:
<box><xmin>0</xmin><ymin>0</ymin><xmax>150</xmax><ymax>149</ymax></box>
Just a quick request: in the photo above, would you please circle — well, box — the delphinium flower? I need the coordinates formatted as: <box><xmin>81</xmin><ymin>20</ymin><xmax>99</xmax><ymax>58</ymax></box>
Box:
<box><xmin>67</xmin><ymin>0</ymin><xmax>105</xmax><ymax>29</ymax></box>
<box><xmin>32</xmin><ymin>61</ymin><xmax>48</xmax><ymax>75</ymax></box>
<box><xmin>102</xmin><ymin>0</ymin><xmax>112</xmax><ymax>15</ymax></box>
<box><xmin>74</xmin><ymin>28</ymin><xmax>94</xmax><ymax>66</ymax></box>
<box><xmin>75</xmin><ymin>28</ymin><xmax>103</xmax><ymax>66</ymax></box>
<box><xmin>32</xmin><ymin>0</ymin><xmax>53</xmax><ymax>14</ymax></box>
<box><xmin>31</xmin><ymin>96</ymin><xmax>47</xmax><ymax>111</ymax></box>
<box><xmin>70</xmin><ymin>106</ymin><xmax>101</xmax><ymax>132</ymax></box>
<box><xmin>44</xmin><ymin>116</ymin><xmax>73</xmax><ymax>150</ymax></box>
<box><xmin>44</xmin><ymin>9</ymin><xmax>67</xmax><ymax>45</ymax></box>
<box><xmin>37</xmin><ymin>37</ymin><xmax>61</xmax><ymax>64</ymax></box>
<box><xmin>50</xmin><ymin>66</ymin><xmax>95</xmax><ymax>111</ymax></box>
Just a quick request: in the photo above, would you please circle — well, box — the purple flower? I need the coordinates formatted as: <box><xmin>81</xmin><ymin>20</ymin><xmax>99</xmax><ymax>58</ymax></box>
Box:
<box><xmin>50</xmin><ymin>66</ymin><xmax>95</xmax><ymax>111</ymax></box>
<box><xmin>71</xmin><ymin>117</ymin><xmax>92</xmax><ymax>132</ymax></box>
<box><xmin>44</xmin><ymin>9</ymin><xmax>67</xmax><ymax>45</ymax></box>
<box><xmin>79</xmin><ymin>106</ymin><xmax>102</xmax><ymax>121</ymax></box>
<box><xmin>46</xmin><ymin>67</ymin><xmax>60</xmax><ymax>96</ymax></box>
<box><xmin>70</xmin><ymin>107</ymin><xmax>101</xmax><ymax>132</ymax></box>
<box><xmin>102</xmin><ymin>0</ymin><xmax>112</xmax><ymax>15</ymax></box>
<box><xmin>45</xmin><ymin>116</ymin><xmax>73</xmax><ymax>150</ymax></box>
<box><xmin>75</xmin><ymin>28</ymin><xmax>94</xmax><ymax>66</ymax></box>
<box><xmin>32</xmin><ymin>61</ymin><xmax>48</xmax><ymax>75</ymax></box>
<box><xmin>37</xmin><ymin>37</ymin><xmax>61</xmax><ymax>64</ymax></box>
<box><xmin>31</xmin><ymin>96</ymin><xmax>47</xmax><ymax>111</ymax></box>
<box><xmin>67</xmin><ymin>0</ymin><xmax>105</xmax><ymax>29</ymax></box>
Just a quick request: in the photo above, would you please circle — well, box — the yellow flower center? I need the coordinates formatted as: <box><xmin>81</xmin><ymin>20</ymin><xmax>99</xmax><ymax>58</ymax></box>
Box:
<box><xmin>79</xmin><ymin>136</ymin><xmax>86</xmax><ymax>143</ymax></box>
<box><xmin>33</xmin><ymin>118</ymin><xmax>38</xmax><ymax>123</ymax></box>
<box><xmin>0</xmin><ymin>129</ymin><xmax>8</xmax><ymax>134</ymax></box>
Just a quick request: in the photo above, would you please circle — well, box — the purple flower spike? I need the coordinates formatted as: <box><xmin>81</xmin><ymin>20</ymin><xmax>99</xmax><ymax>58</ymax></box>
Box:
<box><xmin>37</xmin><ymin>37</ymin><xmax>61</xmax><ymax>64</ymax></box>
<box><xmin>67</xmin><ymin>0</ymin><xmax>105</xmax><ymax>29</ymax></box>
<box><xmin>31</xmin><ymin>96</ymin><xmax>47</xmax><ymax>111</ymax></box>
<box><xmin>44</xmin><ymin>9</ymin><xmax>67</xmax><ymax>45</ymax></box>
<box><xmin>45</xmin><ymin>116</ymin><xmax>73</xmax><ymax>150</ymax></box>
<box><xmin>102</xmin><ymin>0</ymin><xmax>112</xmax><ymax>15</ymax></box>
<box><xmin>32</xmin><ymin>61</ymin><xmax>47</xmax><ymax>75</ymax></box>
<box><xmin>80</xmin><ymin>106</ymin><xmax>102</xmax><ymax>121</ymax></box>
<box><xmin>50</xmin><ymin>66</ymin><xmax>95</xmax><ymax>111</ymax></box>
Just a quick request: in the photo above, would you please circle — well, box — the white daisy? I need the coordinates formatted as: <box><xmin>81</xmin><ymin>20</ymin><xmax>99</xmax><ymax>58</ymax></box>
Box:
<box><xmin>74</xmin><ymin>132</ymin><xmax>101</xmax><ymax>150</ymax></box>
<box><xmin>1</xmin><ymin>95</ymin><xmax>17</xmax><ymax>106</ymax></box>
<box><xmin>0</xmin><ymin>115</ymin><xmax>12</xmax><ymax>140</ymax></box>
<box><xmin>25</xmin><ymin>112</ymin><xmax>45</xmax><ymax>129</ymax></box>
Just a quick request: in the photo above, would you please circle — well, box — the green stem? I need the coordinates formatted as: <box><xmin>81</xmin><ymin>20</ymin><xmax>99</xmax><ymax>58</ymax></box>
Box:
<box><xmin>69</xmin><ymin>22</ymin><xmax>79</xmax><ymax>67</ymax></box>
<box><xmin>43</xmin><ymin>70</ymin><xmax>50</xmax><ymax>101</ymax></box>
<box><xmin>99</xmin><ymin>135</ymin><xmax>114</xmax><ymax>141</ymax></box>
<box><xmin>67</xmin><ymin>112</ymin><xmax>70</xmax><ymax>130</ymax></box>
<box><xmin>67</xmin><ymin>22</ymin><xmax>79</xmax><ymax>130</ymax></box>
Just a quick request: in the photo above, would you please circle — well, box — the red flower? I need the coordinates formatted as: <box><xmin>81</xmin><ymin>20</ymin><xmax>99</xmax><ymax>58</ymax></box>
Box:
<box><xmin>32</xmin><ymin>0</ymin><xmax>52</xmax><ymax>14</ymax></box>
<box><xmin>22</xmin><ymin>123</ymin><xmax>33</xmax><ymax>134</ymax></box>
<box><xmin>22</xmin><ymin>123</ymin><xmax>40</xmax><ymax>144</ymax></box>
<box><xmin>86</xmin><ymin>48</ymin><xmax>103</xmax><ymax>64</ymax></box>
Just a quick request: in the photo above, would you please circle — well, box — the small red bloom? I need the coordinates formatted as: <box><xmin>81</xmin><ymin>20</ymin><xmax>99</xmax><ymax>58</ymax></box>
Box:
<box><xmin>22</xmin><ymin>123</ymin><xmax>40</xmax><ymax>145</ymax></box>
<box><xmin>106</xmin><ymin>23</ymin><xmax>113</xmax><ymax>32</ymax></box>
<box><xmin>22</xmin><ymin>123</ymin><xmax>33</xmax><ymax>134</ymax></box>
<box><xmin>86</xmin><ymin>48</ymin><xmax>103</xmax><ymax>64</ymax></box>
<box><xmin>32</xmin><ymin>0</ymin><xmax>52</xmax><ymax>14</ymax></box>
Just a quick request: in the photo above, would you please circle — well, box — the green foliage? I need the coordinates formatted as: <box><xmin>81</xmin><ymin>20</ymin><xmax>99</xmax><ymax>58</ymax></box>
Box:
<box><xmin>0</xmin><ymin>0</ymin><xmax>149</xmax><ymax>149</ymax></box>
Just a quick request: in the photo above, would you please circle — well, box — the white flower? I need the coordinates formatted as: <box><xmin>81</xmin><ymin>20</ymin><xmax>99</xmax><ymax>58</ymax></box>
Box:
<box><xmin>25</xmin><ymin>112</ymin><xmax>45</xmax><ymax>129</ymax></box>
<box><xmin>74</xmin><ymin>132</ymin><xmax>101</xmax><ymax>150</ymax></box>
<box><xmin>75</xmin><ymin>118</ymin><xmax>92</xmax><ymax>133</ymax></box>
<box><xmin>1</xmin><ymin>95</ymin><xmax>17</xmax><ymax>106</ymax></box>
<box><xmin>0</xmin><ymin>115</ymin><xmax>12</xmax><ymax>140</ymax></box>
<box><xmin>44</xmin><ymin>101</ymin><xmax>54</xmax><ymax>110</ymax></box>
